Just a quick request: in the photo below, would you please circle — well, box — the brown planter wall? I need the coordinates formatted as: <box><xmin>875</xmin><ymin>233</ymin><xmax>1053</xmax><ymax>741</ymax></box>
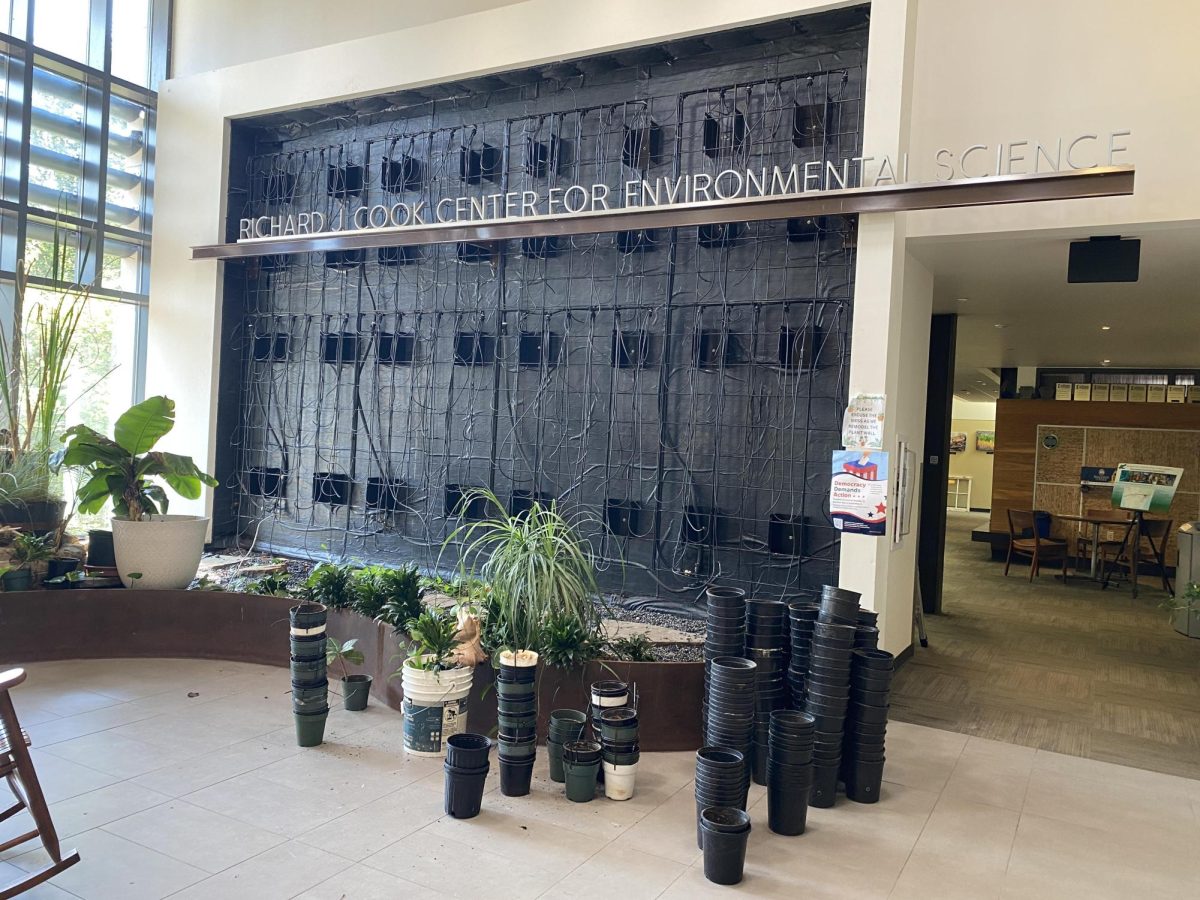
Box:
<box><xmin>0</xmin><ymin>589</ymin><xmax>704</xmax><ymax>751</ymax></box>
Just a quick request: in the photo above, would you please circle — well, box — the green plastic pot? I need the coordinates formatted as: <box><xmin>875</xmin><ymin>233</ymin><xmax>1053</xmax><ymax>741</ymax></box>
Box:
<box><xmin>2</xmin><ymin>569</ymin><xmax>32</xmax><ymax>592</ymax></box>
<box><xmin>547</xmin><ymin>738</ymin><xmax>566</xmax><ymax>782</ymax></box>
<box><xmin>563</xmin><ymin>758</ymin><xmax>600</xmax><ymax>802</ymax></box>
<box><xmin>342</xmin><ymin>675</ymin><xmax>372</xmax><ymax>711</ymax></box>
<box><xmin>294</xmin><ymin>710</ymin><xmax>328</xmax><ymax>747</ymax></box>
<box><xmin>496</xmin><ymin>679</ymin><xmax>537</xmax><ymax>700</ymax></box>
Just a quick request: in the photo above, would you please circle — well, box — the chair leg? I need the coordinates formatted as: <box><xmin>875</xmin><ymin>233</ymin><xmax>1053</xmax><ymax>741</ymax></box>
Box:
<box><xmin>0</xmin><ymin>850</ymin><xmax>80</xmax><ymax>900</ymax></box>
<box><xmin>1029</xmin><ymin>547</ymin><xmax>1038</xmax><ymax>581</ymax></box>
<box><xmin>1004</xmin><ymin>543</ymin><xmax>1013</xmax><ymax>577</ymax></box>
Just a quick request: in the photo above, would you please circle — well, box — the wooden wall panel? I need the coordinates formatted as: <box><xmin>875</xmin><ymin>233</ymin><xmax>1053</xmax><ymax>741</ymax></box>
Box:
<box><xmin>989</xmin><ymin>400</ymin><xmax>1200</xmax><ymax>534</ymax></box>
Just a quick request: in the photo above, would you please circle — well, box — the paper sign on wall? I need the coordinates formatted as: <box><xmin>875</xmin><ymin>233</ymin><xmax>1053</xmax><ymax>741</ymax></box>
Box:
<box><xmin>1055</xmin><ymin>383</ymin><xmax>1073</xmax><ymax>400</ymax></box>
<box><xmin>1110</xmin><ymin>384</ymin><xmax>1129</xmax><ymax>401</ymax></box>
<box><xmin>841</xmin><ymin>394</ymin><xmax>886</xmax><ymax>450</ymax></box>
<box><xmin>831</xmin><ymin>450</ymin><xmax>889</xmax><ymax>537</ymax></box>
<box><xmin>1147</xmin><ymin>384</ymin><xmax>1167</xmax><ymax>403</ymax></box>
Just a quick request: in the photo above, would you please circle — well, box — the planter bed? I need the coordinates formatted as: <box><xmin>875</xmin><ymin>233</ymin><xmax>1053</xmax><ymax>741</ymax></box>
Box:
<box><xmin>0</xmin><ymin>589</ymin><xmax>705</xmax><ymax>750</ymax></box>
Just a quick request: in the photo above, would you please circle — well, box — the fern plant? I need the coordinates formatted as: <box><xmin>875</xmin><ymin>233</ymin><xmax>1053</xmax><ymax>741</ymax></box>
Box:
<box><xmin>246</xmin><ymin>572</ymin><xmax>291</xmax><ymax>597</ymax></box>
<box><xmin>355</xmin><ymin>563</ymin><xmax>421</xmax><ymax>625</ymax></box>
<box><xmin>304</xmin><ymin>562</ymin><xmax>356</xmax><ymax>609</ymax></box>
<box><xmin>607</xmin><ymin>632</ymin><xmax>656</xmax><ymax>662</ymax></box>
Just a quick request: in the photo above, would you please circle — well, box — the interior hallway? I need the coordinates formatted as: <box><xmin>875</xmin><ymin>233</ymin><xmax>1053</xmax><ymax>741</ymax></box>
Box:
<box><xmin>891</xmin><ymin>511</ymin><xmax>1200</xmax><ymax>780</ymax></box>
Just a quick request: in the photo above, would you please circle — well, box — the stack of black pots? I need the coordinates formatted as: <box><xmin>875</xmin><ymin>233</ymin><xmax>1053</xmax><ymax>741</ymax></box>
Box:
<box><xmin>444</xmin><ymin>733</ymin><xmax>492</xmax><ymax>819</ymax></box>
<box><xmin>495</xmin><ymin>658</ymin><xmax>537</xmax><ymax>796</ymax></box>
<box><xmin>855</xmin><ymin>607</ymin><xmax>880</xmax><ymax>650</ymax></box>
<box><xmin>766</xmin><ymin>710</ymin><xmax>815</xmax><ymax>835</ymax></box>
<box><xmin>843</xmin><ymin>648</ymin><xmax>894</xmax><ymax>803</ymax></box>
<box><xmin>787</xmin><ymin>602</ymin><xmax>818</xmax><ymax>706</ymax></box>
<box><xmin>705</xmin><ymin>656</ymin><xmax>756</xmax><ymax>780</ymax></box>
<box><xmin>703</xmin><ymin>587</ymin><xmax>747</xmax><ymax>727</ymax></box>
<box><xmin>805</xmin><ymin>616</ymin><xmax>856</xmax><ymax>808</ymax></box>
<box><xmin>745</xmin><ymin>599</ymin><xmax>788</xmax><ymax>785</ymax></box>
<box><xmin>290</xmin><ymin>602</ymin><xmax>329</xmax><ymax>748</ymax></box>
<box><xmin>694</xmin><ymin>747</ymin><xmax>750</xmax><ymax>850</ymax></box>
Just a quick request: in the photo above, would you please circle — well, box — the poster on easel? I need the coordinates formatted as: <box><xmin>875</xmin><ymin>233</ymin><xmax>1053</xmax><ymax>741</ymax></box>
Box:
<box><xmin>1111</xmin><ymin>463</ymin><xmax>1183</xmax><ymax>514</ymax></box>
<box><xmin>831</xmin><ymin>450</ymin><xmax>888</xmax><ymax>536</ymax></box>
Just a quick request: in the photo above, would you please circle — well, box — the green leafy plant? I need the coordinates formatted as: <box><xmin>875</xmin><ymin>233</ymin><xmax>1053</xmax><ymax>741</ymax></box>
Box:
<box><xmin>246</xmin><ymin>572</ymin><xmax>292</xmax><ymax>597</ymax></box>
<box><xmin>355</xmin><ymin>563</ymin><xmax>421</xmax><ymax>625</ymax></box>
<box><xmin>404</xmin><ymin>605</ymin><xmax>462</xmax><ymax>671</ymax></box>
<box><xmin>192</xmin><ymin>575</ymin><xmax>226</xmax><ymax>591</ymax></box>
<box><xmin>52</xmin><ymin>396</ymin><xmax>218</xmax><ymax>520</ymax></box>
<box><xmin>304</xmin><ymin>562</ymin><xmax>356</xmax><ymax>608</ymax></box>
<box><xmin>9</xmin><ymin>532</ymin><xmax>53</xmax><ymax>568</ymax></box>
<box><xmin>444</xmin><ymin>488</ymin><xmax>602</xmax><ymax>657</ymax></box>
<box><xmin>607</xmin><ymin>631</ymin><xmax>656</xmax><ymax>662</ymax></box>
<box><xmin>539</xmin><ymin>607</ymin><xmax>604</xmax><ymax>669</ymax></box>
<box><xmin>327</xmin><ymin>636</ymin><xmax>365</xmax><ymax>680</ymax></box>
<box><xmin>1161</xmin><ymin>582</ymin><xmax>1200</xmax><ymax>618</ymax></box>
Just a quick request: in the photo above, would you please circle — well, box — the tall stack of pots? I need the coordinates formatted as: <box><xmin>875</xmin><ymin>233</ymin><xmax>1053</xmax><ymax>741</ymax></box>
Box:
<box><xmin>804</xmin><ymin>618</ymin><xmax>856</xmax><ymax>808</ymax></box>
<box><xmin>704</xmin><ymin>586</ymin><xmax>747</xmax><ymax>726</ymax></box>
<box><xmin>290</xmin><ymin>602</ymin><xmax>329</xmax><ymax>747</ymax></box>
<box><xmin>694</xmin><ymin>747</ymin><xmax>749</xmax><ymax>850</ymax></box>
<box><xmin>589</xmin><ymin>679</ymin><xmax>630</xmax><ymax>743</ymax></box>
<box><xmin>787</xmin><ymin>602</ymin><xmax>818</xmax><ymax>706</ymax></box>
<box><xmin>496</xmin><ymin>656</ymin><xmax>538</xmax><ymax>796</ymax></box>
<box><xmin>854</xmin><ymin>606</ymin><xmax>880</xmax><ymax>650</ymax></box>
<box><xmin>843</xmin><ymin>649</ymin><xmax>894</xmax><ymax>803</ymax></box>
<box><xmin>547</xmin><ymin>709</ymin><xmax>587</xmax><ymax>783</ymax></box>
<box><xmin>444</xmin><ymin>733</ymin><xmax>492</xmax><ymax>819</ymax></box>
<box><xmin>745</xmin><ymin>599</ymin><xmax>788</xmax><ymax>785</ymax></box>
<box><xmin>704</xmin><ymin>656</ymin><xmax>756</xmax><ymax>785</ymax></box>
<box><xmin>766</xmin><ymin>710</ymin><xmax>815</xmax><ymax>835</ymax></box>
<box><xmin>598</xmin><ymin>707</ymin><xmax>640</xmax><ymax>800</ymax></box>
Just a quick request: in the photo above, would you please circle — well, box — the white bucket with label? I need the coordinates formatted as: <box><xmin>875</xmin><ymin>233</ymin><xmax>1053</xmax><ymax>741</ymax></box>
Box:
<box><xmin>401</xmin><ymin>657</ymin><xmax>474</xmax><ymax>757</ymax></box>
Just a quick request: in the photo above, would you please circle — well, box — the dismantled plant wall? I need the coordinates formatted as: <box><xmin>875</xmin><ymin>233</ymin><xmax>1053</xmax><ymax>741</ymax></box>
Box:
<box><xmin>218</xmin><ymin>8</ymin><xmax>867</xmax><ymax>605</ymax></box>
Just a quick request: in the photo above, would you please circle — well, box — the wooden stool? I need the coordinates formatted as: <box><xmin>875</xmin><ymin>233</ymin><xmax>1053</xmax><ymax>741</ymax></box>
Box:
<box><xmin>0</xmin><ymin>669</ymin><xmax>80</xmax><ymax>899</ymax></box>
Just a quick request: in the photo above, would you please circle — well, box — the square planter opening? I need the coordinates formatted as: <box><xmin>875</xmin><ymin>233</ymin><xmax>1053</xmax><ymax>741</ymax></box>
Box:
<box><xmin>366</xmin><ymin>477</ymin><xmax>407</xmax><ymax>511</ymax></box>
<box><xmin>454</xmin><ymin>331</ymin><xmax>496</xmax><ymax>366</ymax></box>
<box><xmin>694</xmin><ymin>329</ymin><xmax>738</xmax><ymax>369</ymax></box>
<box><xmin>791</xmin><ymin>100</ymin><xmax>833</xmax><ymax>149</ymax></box>
<box><xmin>457</xmin><ymin>241</ymin><xmax>494</xmax><ymax>264</ymax></box>
<box><xmin>377</xmin><ymin>331</ymin><xmax>415</xmax><ymax>366</ymax></box>
<box><xmin>702</xmin><ymin>114</ymin><xmax>721</xmax><ymax>159</ymax></box>
<box><xmin>252</xmin><ymin>333</ymin><xmax>290</xmax><ymax>363</ymax></box>
<box><xmin>786</xmin><ymin>216</ymin><xmax>828</xmax><ymax>243</ymax></box>
<box><xmin>702</xmin><ymin>110</ymin><xmax>747</xmax><ymax>159</ymax></box>
<box><xmin>312</xmin><ymin>472</ymin><xmax>352</xmax><ymax>506</ymax></box>
<box><xmin>263</xmin><ymin>171</ymin><xmax>295</xmax><ymax>204</ymax></box>
<box><xmin>616</xmin><ymin>229</ymin><xmax>657</xmax><ymax>254</ymax></box>
<box><xmin>322</xmin><ymin>332</ymin><xmax>359</xmax><ymax>364</ymax></box>
<box><xmin>518</xmin><ymin>331</ymin><xmax>558</xmax><ymax>367</ymax></box>
<box><xmin>327</xmin><ymin>163</ymin><xmax>364</xmax><ymax>198</ymax></box>
<box><xmin>682</xmin><ymin>505</ymin><xmax>717</xmax><ymax>545</ymax></box>
<box><xmin>525</xmin><ymin>136</ymin><xmax>563</xmax><ymax>178</ymax></box>
<box><xmin>260</xmin><ymin>254</ymin><xmax>288</xmax><ymax>274</ymax></box>
<box><xmin>378</xmin><ymin>245</ymin><xmax>421</xmax><ymax>266</ymax></box>
<box><xmin>325</xmin><ymin>249</ymin><xmax>364</xmax><ymax>270</ymax></box>
<box><xmin>611</xmin><ymin>329</ymin><xmax>650</xmax><ymax>368</ymax></box>
<box><xmin>605</xmin><ymin>499</ymin><xmax>642</xmax><ymax>537</ymax></box>
<box><xmin>778</xmin><ymin>326</ymin><xmax>818</xmax><ymax>372</ymax></box>
<box><xmin>444</xmin><ymin>483</ymin><xmax>490</xmax><ymax>519</ymax></box>
<box><xmin>768</xmin><ymin>513</ymin><xmax>804</xmax><ymax>556</ymax></box>
<box><xmin>622</xmin><ymin>121</ymin><xmax>661</xmax><ymax>171</ymax></box>
<box><xmin>520</xmin><ymin>235</ymin><xmax>559</xmax><ymax>259</ymax></box>
<box><xmin>460</xmin><ymin>144</ymin><xmax>502</xmax><ymax>185</ymax></box>
<box><xmin>697</xmin><ymin>222</ymin><xmax>741</xmax><ymax>249</ymax></box>
<box><xmin>245</xmin><ymin>467</ymin><xmax>287</xmax><ymax>498</ymax></box>
<box><xmin>510</xmin><ymin>489</ymin><xmax>552</xmax><ymax>518</ymax></box>
<box><xmin>380</xmin><ymin>155</ymin><xmax>422</xmax><ymax>193</ymax></box>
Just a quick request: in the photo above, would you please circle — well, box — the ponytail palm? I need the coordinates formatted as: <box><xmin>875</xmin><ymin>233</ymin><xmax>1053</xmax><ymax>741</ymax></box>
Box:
<box><xmin>444</xmin><ymin>488</ymin><xmax>601</xmax><ymax>655</ymax></box>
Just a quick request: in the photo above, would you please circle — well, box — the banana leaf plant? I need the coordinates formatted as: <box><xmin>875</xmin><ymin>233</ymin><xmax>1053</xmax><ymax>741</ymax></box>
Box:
<box><xmin>51</xmin><ymin>395</ymin><xmax>217</xmax><ymax>521</ymax></box>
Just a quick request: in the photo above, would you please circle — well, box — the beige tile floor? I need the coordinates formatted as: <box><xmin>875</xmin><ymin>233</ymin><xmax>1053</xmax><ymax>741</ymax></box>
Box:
<box><xmin>2</xmin><ymin>658</ymin><xmax>1198</xmax><ymax>899</ymax></box>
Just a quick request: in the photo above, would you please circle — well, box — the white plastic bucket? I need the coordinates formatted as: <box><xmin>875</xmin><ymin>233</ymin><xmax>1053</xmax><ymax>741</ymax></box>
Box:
<box><xmin>401</xmin><ymin>659</ymin><xmax>474</xmax><ymax>757</ymax></box>
<box><xmin>602</xmin><ymin>760</ymin><xmax>638</xmax><ymax>800</ymax></box>
<box><xmin>592</xmin><ymin>691</ymin><xmax>628</xmax><ymax>708</ymax></box>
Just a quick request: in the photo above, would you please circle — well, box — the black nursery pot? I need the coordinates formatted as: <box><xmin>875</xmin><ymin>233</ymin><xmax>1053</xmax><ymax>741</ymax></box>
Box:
<box><xmin>86</xmin><ymin>529</ymin><xmax>116</xmax><ymax>567</ymax></box>
<box><xmin>290</xmin><ymin>657</ymin><xmax>327</xmax><ymax>685</ymax></box>
<box><xmin>706</xmin><ymin>586</ymin><xmax>747</xmax><ymax>609</ymax></box>
<box><xmin>289</xmin><ymin>602</ymin><xmax>328</xmax><ymax>630</ymax></box>
<box><xmin>852</xmin><ymin>670</ymin><xmax>894</xmax><ymax>692</ymax></box>
<box><xmin>850</xmin><ymin>687</ymin><xmax>891</xmax><ymax>707</ymax></box>
<box><xmin>290</xmin><ymin>635</ymin><xmax>327</xmax><ymax>661</ymax></box>
<box><xmin>499</xmin><ymin>756</ymin><xmax>535</xmax><ymax>797</ymax></box>
<box><xmin>447</xmin><ymin>733</ymin><xmax>493</xmax><ymax>769</ymax></box>
<box><xmin>849</xmin><ymin>702</ymin><xmax>890</xmax><ymax>725</ymax></box>
<box><xmin>809</xmin><ymin>761</ymin><xmax>840</xmax><ymax>809</ymax></box>
<box><xmin>46</xmin><ymin>558</ymin><xmax>79</xmax><ymax>579</ymax></box>
<box><xmin>444</xmin><ymin>761</ymin><xmax>490</xmax><ymax>818</ymax></box>
<box><xmin>852</xmin><ymin>648</ymin><xmax>896</xmax><ymax>670</ymax></box>
<box><xmin>767</xmin><ymin>774</ymin><xmax>812</xmax><ymax>836</ymax></box>
<box><xmin>497</xmin><ymin>696</ymin><xmax>538</xmax><ymax>716</ymax></box>
<box><xmin>845</xmin><ymin>758</ymin><xmax>886</xmax><ymax>803</ymax></box>
<box><xmin>498</xmin><ymin>662</ymin><xmax>538</xmax><ymax>683</ymax></box>
<box><xmin>700</xmin><ymin>807</ymin><xmax>752</xmax><ymax>886</ymax></box>
<box><xmin>496</xmin><ymin>678</ymin><xmax>537</xmax><ymax>700</ymax></box>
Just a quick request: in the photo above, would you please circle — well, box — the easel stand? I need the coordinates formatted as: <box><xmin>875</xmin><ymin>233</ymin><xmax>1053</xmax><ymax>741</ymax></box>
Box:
<box><xmin>913</xmin><ymin>567</ymin><xmax>929</xmax><ymax>648</ymax></box>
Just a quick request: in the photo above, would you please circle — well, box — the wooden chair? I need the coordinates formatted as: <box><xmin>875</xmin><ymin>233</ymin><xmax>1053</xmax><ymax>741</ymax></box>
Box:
<box><xmin>1076</xmin><ymin>509</ymin><xmax>1134</xmax><ymax>575</ymax></box>
<box><xmin>1005</xmin><ymin>509</ymin><xmax>1069</xmax><ymax>581</ymax></box>
<box><xmin>0</xmin><ymin>669</ymin><xmax>80</xmax><ymax>899</ymax></box>
<box><xmin>1104</xmin><ymin>518</ymin><xmax>1175</xmax><ymax>593</ymax></box>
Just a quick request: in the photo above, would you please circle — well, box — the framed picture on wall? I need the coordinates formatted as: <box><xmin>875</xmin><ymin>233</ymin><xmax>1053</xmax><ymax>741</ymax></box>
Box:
<box><xmin>975</xmin><ymin>430</ymin><xmax>995</xmax><ymax>453</ymax></box>
<box><xmin>949</xmin><ymin>432</ymin><xmax>967</xmax><ymax>454</ymax></box>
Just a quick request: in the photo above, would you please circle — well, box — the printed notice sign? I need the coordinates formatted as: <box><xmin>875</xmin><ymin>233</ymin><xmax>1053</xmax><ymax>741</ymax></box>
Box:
<box><xmin>841</xmin><ymin>394</ymin><xmax>886</xmax><ymax>450</ymax></box>
<box><xmin>831</xmin><ymin>450</ymin><xmax>889</xmax><ymax>536</ymax></box>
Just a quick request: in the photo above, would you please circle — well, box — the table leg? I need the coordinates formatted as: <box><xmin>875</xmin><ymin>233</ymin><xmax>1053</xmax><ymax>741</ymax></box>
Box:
<box><xmin>1131</xmin><ymin>515</ymin><xmax>1141</xmax><ymax>599</ymax></box>
<box><xmin>1090</xmin><ymin>524</ymin><xmax>1100</xmax><ymax>579</ymax></box>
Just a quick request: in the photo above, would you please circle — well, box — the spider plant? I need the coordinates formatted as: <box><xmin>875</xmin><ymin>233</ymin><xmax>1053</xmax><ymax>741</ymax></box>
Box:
<box><xmin>443</xmin><ymin>488</ymin><xmax>602</xmax><ymax>663</ymax></box>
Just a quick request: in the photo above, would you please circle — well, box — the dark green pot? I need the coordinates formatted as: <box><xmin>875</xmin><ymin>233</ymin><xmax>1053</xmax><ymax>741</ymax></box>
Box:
<box><xmin>294</xmin><ymin>711</ymin><xmax>328</xmax><ymax>747</ymax></box>
<box><xmin>2</xmin><ymin>569</ymin><xmax>32</xmax><ymax>592</ymax></box>
<box><xmin>547</xmin><ymin>739</ymin><xmax>565</xmax><ymax>782</ymax></box>
<box><xmin>342</xmin><ymin>675</ymin><xmax>372</xmax><ymax>711</ymax></box>
<box><xmin>496</xmin><ymin>679</ymin><xmax>537</xmax><ymax>700</ymax></box>
<box><xmin>564</xmin><ymin>758</ymin><xmax>600</xmax><ymax>802</ymax></box>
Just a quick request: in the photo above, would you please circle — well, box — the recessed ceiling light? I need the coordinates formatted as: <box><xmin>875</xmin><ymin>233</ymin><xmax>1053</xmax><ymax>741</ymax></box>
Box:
<box><xmin>1100</xmin><ymin>325</ymin><xmax>1111</xmax><ymax>331</ymax></box>
<box><xmin>1101</xmin><ymin>359</ymin><xmax>1111</xmax><ymax>366</ymax></box>
<box><xmin>956</xmin><ymin>298</ymin><xmax>969</xmax><ymax>303</ymax></box>
<box><xmin>994</xmin><ymin>323</ymin><xmax>1008</xmax><ymax>329</ymax></box>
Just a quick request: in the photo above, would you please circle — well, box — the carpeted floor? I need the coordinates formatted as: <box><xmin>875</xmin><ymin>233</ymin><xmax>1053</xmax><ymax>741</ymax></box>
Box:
<box><xmin>891</xmin><ymin>511</ymin><xmax>1200</xmax><ymax>780</ymax></box>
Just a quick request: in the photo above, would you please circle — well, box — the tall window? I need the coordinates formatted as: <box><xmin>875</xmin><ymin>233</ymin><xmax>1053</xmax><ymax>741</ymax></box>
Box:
<box><xmin>0</xmin><ymin>0</ymin><xmax>167</xmax><ymax>441</ymax></box>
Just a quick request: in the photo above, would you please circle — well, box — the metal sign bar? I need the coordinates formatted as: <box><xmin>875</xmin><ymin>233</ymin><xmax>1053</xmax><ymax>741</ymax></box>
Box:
<box><xmin>191</xmin><ymin>166</ymin><xmax>1134</xmax><ymax>260</ymax></box>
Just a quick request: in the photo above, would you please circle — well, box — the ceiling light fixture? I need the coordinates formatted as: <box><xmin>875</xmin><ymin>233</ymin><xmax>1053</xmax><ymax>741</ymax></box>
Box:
<box><xmin>993</xmin><ymin>323</ymin><xmax>1008</xmax><ymax>329</ymax></box>
<box><xmin>1101</xmin><ymin>359</ymin><xmax>1111</xmax><ymax>366</ymax></box>
<box><xmin>1101</xmin><ymin>325</ymin><xmax>1111</xmax><ymax>331</ymax></box>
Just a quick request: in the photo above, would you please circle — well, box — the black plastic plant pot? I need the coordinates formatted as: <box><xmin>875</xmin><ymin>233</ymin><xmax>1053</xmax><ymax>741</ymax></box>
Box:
<box><xmin>696</xmin><ymin>747</ymin><xmax>746</xmax><ymax>770</ymax></box>
<box><xmin>850</xmin><ymin>687</ymin><xmax>891</xmax><ymax>707</ymax></box>
<box><xmin>769</xmin><ymin>746</ymin><xmax>814</xmax><ymax>767</ymax></box>
<box><xmin>289</xmin><ymin>602</ymin><xmax>328</xmax><ymax>631</ymax></box>
<box><xmin>809</xmin><ymin>763</ymin><xmax>840</xmax><ymax>809</ymax></box>
<box><xmin>699</xmin><ymin>808</ymin><xmax>751</xmax><ymax>884</ymax></box>
<box><xmin>767</xmin><ymin>777</ymin><xmax>811</xmax><ymax>836</ymax></box>
<box><xmin>788</xmin><ymin>601</ymin><xmax>820</xmax><ymax>618</ymax></box>
<box><xmin>294</xmin><ymin>710</ymin><xmax>328</xmax><ymax>747</ymax></box>
<box><xmin>499</xmin><ymin>756</ymin><xmax>535</xmax><ymax>797</ymax></box>
<box><xmin>495</xmin><ymin>678</ymin><xmax>537</xmax><ymax>700</ymax></box>
<box><xmin>806</xmin><ymin>712</ymin><xmax>846</xmax><ymax>733</ymax></box>
<box><xmin>46</xmin><ymin>558</ymin><xmax>79</xmax><ymax>580</ymax></box>
<box><xmin>444</xmin><ymin>761</ymin><xmax>490</xmax><ymax>817</ymax></box>
<box><xmin>86</xmin><ymin>529</ymin><xmax>116</xmax><ymax>567</ymax></box>
<box><xmin>446</xmin><ymin>733</ymin><xmax>493</xmax><ymax>769</ymax></box>
<box><xmin>751</xmin><ymin>742</ymin><xmax>769</xmax><ymax>786</ymax></box>
<box><xmin>563</xmin><ymin>757</ymin><xmax>601</xmax><ymax>802</ymax></box>
<box><xmin>852</xmin><ymin>670</ymin><xmax>894</xmax><ymax>692</ymax></box>
<box><xmin>497</xmin><ymin>734</ymin><xmax>537</xmax><ymax>760</ymax></box>
<box><xmin>290</xmin><ymin>657</ymin><xmax>327</xmax><ymax>684</ymax></box>
<box><xmin>603</xmin><ymin>749</ymin><xmax>641</xmax><ymax>767</ymax></box>
<box><xmin>822</xmin><ymin>585</ymin><xmax>862</xmax><ymax>604</ymax></box>
<box><xmin>857</xmin><ymin>608</ymin><xmax>879</xmax><ymax>625</ymax></box>
<box><xmin>498</xmin><ymin>662</ymin><xmax>538</xmax><ymax>683</ymax></box>
<box><xmin>813</xmin><ymin>621</ymin><xmax>856</xmax><ymax>642</ymax></box>
<box><xmin>852</xmin><ymin>649</ymin><xmax>896</xmax><ymax>670</ymax></box>
<box><xmin>497</xmin><ymin>696</ymin><xmax>538</xmax><ymax>716</ymax></box>
<box><xmin>709</xmin><ymin>657</ymin><xmax>757</xmax><ymax>680</ymax></box>
<box><xmin>771</xmin><ymin>710</ymin><xmax>816</xmax><ymax>733</ymax></box>
<box><xmin>340</xmin><ymin>675</ymin><xmax>372</xmax><ymax>711</ymax></box>
<box><xmin>497</xmin><ymin>717</ymin><xmax>536</xmax><ymax>740</ymax></box>
<box><xmin>590</xmin><ymin>680</ymin><xmax>629</xmax><ymax>704</ymax></box>
<box><xmin>292</xmin><ymin>691</ymin><xmax>330</xmax><ymax>715</ymax></box>
<box><xmin>706</xmin><ymin>586</ymin><xmax>747</xmax><ymax>606</ymax></box>
<box><xmin>290</xmin><ymin>636</ymin><xmax>326</xmax><ymax>660</ymax></box>
<box><xmin>845</xmin><ymin>759</ymin><xmax>885</xmax><ymax>803</ymax></box>
<box><xmin>849</xmin><ymin>703</ymin><xmax>890</xmax><ymax>725</ymax></box>
<box><xmin>746</xmin><ymin>599</ymin><xmax>787</xmax><ymax>618</ymax></box>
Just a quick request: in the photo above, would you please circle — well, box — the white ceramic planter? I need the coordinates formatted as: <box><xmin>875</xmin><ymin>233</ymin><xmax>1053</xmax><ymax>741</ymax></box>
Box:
<box><xmin>111</xmin><ymin>515</ymin><xmax>210</xmax><ymax>589</ymax></box>
<box><xmin>602</xmin><ymin>760</ymin><xmax>638</xmax><ymax>800</ymax></box>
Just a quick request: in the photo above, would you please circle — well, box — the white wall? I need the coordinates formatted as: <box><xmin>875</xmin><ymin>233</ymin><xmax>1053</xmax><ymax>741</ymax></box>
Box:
<box><xmin>906</xmin><ymin>0</ymin><xmax>1200</xmax><ymax>239</ymax></box>
<box><xmin>170</xmin><ymin>0</ymin><xmax>530</xmax><ymax>77</ymax></box>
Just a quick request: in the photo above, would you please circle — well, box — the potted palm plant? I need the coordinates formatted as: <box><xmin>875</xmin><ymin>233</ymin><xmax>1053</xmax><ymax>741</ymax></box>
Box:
<box><xmin>0</xmin><ymin>532</ymin><xmax>53</xmax><ymax>591</ymax></box>
<box><xmin>53</xmin><ymin>396</ymin><xmax>218</xmax><ymax>589</ymax></box>
<box><xmin>398</xmin><ymin>605</ymin><xmax>474</xmax><ymax>756</ymax></box>
<box><xmin>327</xmin><ymin>636</ymin><xmax>373</xmax><ymax>710</ymax></box>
